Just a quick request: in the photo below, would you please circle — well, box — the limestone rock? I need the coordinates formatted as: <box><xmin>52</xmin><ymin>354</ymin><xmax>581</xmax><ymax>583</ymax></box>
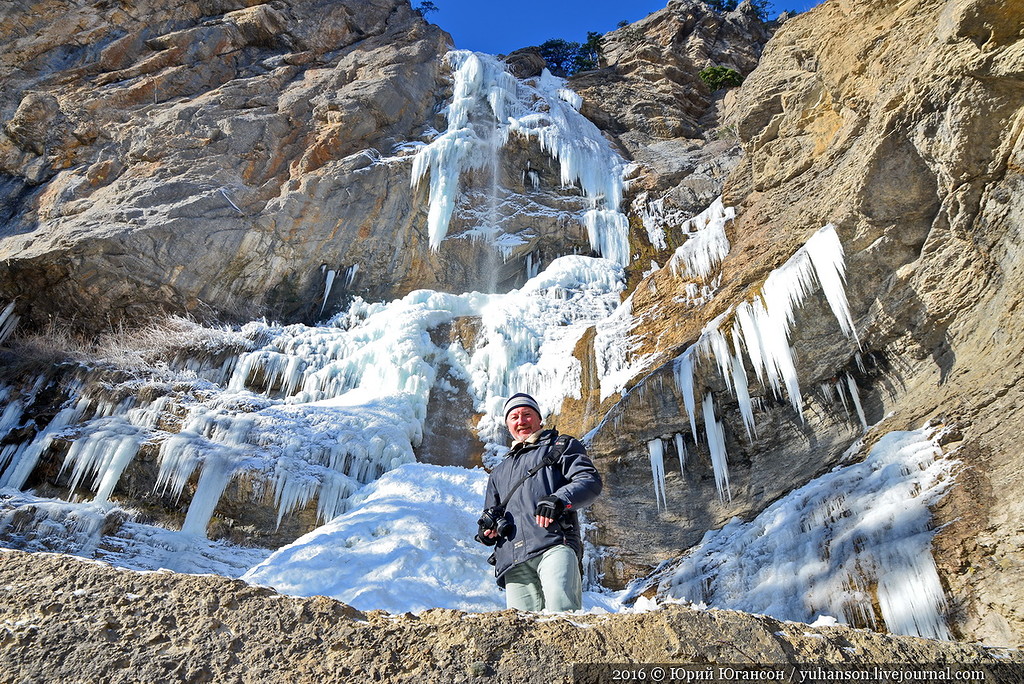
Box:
<box><xmin>1</xmin><ymin>550</ymin><xmax>1019</xmax><ymax>682</ymax></box>
<box><xmin>502</xmin><ymin>47</ymin><xmax>546</xmax><ymax>78</ymax></box>
<box><xmin>0</xmin><ymin>0</ymin><xmax>489</xmax><ymax>332</ymax></box>
<box><xmin>573</xmin><ymin>0</ymin><xmax>1024</xmax><ymax>648</ymax></box>
<box><xmin>571</xmin><ymin>0</ymin><xmax>773</xmax><ymax>151</ymax></box>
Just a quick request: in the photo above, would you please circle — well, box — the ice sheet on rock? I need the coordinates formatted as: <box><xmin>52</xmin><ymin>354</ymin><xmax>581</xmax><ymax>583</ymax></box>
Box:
<box><xmin>412</xmin><ymin>51</ymin><xmax>629</xmax><ymax>264</ymax></box>
<box><xmin>242</xmin><ymin>463</ymin><xmax>505</xmax><ymax>613</ymax></box>
<box><xmin>0</xmin><ymin>490</ymin><xmax>270</xmax><ymax>577</ymax></box>
<box><xmin>651</xmin><ymin>427</ymin><xmax>954</xmax><ymax>640</ymax></box>
<box><xmin>592</xmin><ymin>294</ymin><xmax>657</xmax><ymax>401</ymax></box>
<box><xmin>669</xmin><ymin>198</ymin><xmax>734</xmax><ymax>282</ymax></box>
<box><xmin>0</xmin><ymin>301</ymin><xmax>18</xmax><ymax>345</ymax></box>
<box><xmin>635</xmin><ymin>193</ymin><xmax>669</xmax><ymax>250</ymax></box>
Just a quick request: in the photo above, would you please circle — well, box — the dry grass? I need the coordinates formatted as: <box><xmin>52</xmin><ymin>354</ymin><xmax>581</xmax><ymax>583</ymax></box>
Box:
<box><xmin>1</xmin><ymin>314</ymin><xmax>254</xmax><ymax>382</ymax></box>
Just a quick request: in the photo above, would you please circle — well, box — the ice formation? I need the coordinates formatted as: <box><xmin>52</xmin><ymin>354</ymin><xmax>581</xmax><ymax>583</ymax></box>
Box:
<box><xmin>412</xmin><ymin>51</ymin><xmax>629</xmax><ymax>264</ymax></box>
<box><xmin>669</xmin><ymin>224</ymin><xmax>862</xmax><ymax>501</ymax></box>
<box><xmin>635</xmin><ymin>192</ymin><xmax>669</xmax><ymax>250</ymax></box>
<box><xmin>668</xmin><ymin>198</ymin><xmax>735</xmax><ymax>282</ymax></box>
<box><xmin>0</xmin><ymin>256</ymin><xmax>626</xmax><ymax>536</ymax></box>
<box><xmin>465</xmin><ymin>255</ymin><xmax>627</xmax><ymax>459</ymax></box>
<box><xmin>648</xmin><ymin>427</ymin><xmax>955</xmax><ymax>641</ymax></box>
<box><xmin>647</xmin><ymin>439</ymin><xmax>668</xmax><ymax>511</ymax></box>
<box><xmin>592</xmin><ymin>294</ymin><xmax>657</xmax><ymax>401</ymax></box>
<box><xmin>0</xmin><ymin>489</ymin><xmax>269</xmax><ymax>576</ymax></box>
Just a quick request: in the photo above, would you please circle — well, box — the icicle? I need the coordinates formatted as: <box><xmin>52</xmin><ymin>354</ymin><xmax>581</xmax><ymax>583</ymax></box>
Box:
<box><xmin>834</xmin><ymin>379</ymin><xmax>851</xmax><ymax>416</ymax></box>
<box><xmin>845</xmin><ymin>373</ymin><xmax>867</xmax><ymax>430</ymax></box>
<box><xmin>0</xmin><ymin>398</ymin><xmax>89</xmax><ymax>490</ymax></box>
<box><xmin>805</xmin><ymin>225</ymin><xmax>860</xmax><ymax>346</ymax></box>
<box><xmin>647</xmin><ymin>438</ymin><xmax>668</xmax><ymax>511</ymax></box>
<box><xmin>699</xmin><ymin>313</ymin><xmax>735</xmax><ymax>394</ymax></box>
<box><xmin>60</xmin><ymin>421</ymin><xmax>146</xmax><ymax>503</ymax></box>
<box><xmin>672</xmin><ymin>351</ymin><xmax>698</xmax><ymax>443</ymax></box>
<box><xmin>582</xmin><ymin>209</ymin><xmax>630</xmax><ymax>267</ymax></box>
<box><xmin>155</xmin><ymin>433</ymin><xmax>205</xmax><ymax>501</ymax></box>
<box><xmin>674</xmin><ymin>433</ymin><xmax>687</xmax><ymax>474</ymax></box>
<box><xmin>702</xmin><ymin>393</ymin><xmax>731</xmax><ymax>502</ymax></box>
<box><xmin>731</xmin><ymin>354</ymin><xmax>755</xmax><ymax>441</ymax></box>
<box><xmin>180</xmin><ymin>454</ymin><xmax>234</xmax><ymax>537</ymax></box>
<box><xmin>319</xmin><ymin>269</ymin><xmax>337</xmax><ymax>318</ymax></box>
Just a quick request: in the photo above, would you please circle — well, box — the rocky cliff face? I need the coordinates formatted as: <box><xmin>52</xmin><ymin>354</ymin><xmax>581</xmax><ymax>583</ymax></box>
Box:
<box><xmin>1</xmin><ymin>0</ymin><xmax>602</xmax><ymax>330</ymax></box>
<box><xmin>1</xmin><ymin>0</ymin><xmax>1023</xmax><ymax>663</ymax></box>
<box><xmin>571</xmin><ymin>0</ymin><xmax>1024</xmax><ymax>649</ymax></box>
<box><xmin>0</xmin><ymin>0</ymin><xmax>458</xmax><ymax>328</ymax></box>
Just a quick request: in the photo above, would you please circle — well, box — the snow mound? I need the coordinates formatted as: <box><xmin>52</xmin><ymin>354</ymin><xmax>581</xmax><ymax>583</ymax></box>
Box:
<box><xmin>242</xmin><ymin>463</ymin><xmax>504</xmax><ymax>613</ymax></box>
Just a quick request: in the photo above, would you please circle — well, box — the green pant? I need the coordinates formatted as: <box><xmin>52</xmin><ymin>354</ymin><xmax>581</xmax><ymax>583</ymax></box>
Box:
<box><xmin>503</xmin><ymin>544</ymin><xmax>582</xmax><ymax>612</ymax></box>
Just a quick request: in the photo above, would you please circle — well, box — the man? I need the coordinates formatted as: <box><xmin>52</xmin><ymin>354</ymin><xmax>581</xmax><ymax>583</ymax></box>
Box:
<box><xmin>476</xmin><ymin>392</ymin><xmax>602</xmax><ymax>611</ymax></box>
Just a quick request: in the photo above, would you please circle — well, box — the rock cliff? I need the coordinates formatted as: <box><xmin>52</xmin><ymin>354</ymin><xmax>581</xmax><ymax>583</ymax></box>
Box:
<box><xmin>570</xmin><ymin>0</ymin><xmax>1024</xmax><ymax>649</ymax></box>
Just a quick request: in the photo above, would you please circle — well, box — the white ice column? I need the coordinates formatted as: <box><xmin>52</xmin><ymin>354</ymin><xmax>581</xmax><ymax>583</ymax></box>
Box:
<box><xmin>647</xmin><ymin>438</ymin><xmax>668</xmax><ymax>511</ymax></box>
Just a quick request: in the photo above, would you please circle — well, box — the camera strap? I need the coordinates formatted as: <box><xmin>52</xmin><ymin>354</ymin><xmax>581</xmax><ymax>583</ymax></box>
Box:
<box><xmin>494</xmin><ymin>430</ymin><xmax>571</xmax><ymax>510</ymax></box>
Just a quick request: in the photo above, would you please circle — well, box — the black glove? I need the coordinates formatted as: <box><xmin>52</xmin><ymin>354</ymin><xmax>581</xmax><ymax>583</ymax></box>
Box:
<box><xmin>534</xmin><ymin>495</ymin><xmax>565</xmax><ymax>522</ymax></box>
<box><xmin>475</xmin><ymin>525</ymin><xmax>499</xmax><ymax>546</ymax></box>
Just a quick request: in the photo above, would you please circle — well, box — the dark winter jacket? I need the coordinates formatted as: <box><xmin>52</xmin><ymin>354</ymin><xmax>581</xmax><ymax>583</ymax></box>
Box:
<box><xmin>482</xmin><ymin>429</ymin><xmax>602</xmax><ymax>587</ymax></box>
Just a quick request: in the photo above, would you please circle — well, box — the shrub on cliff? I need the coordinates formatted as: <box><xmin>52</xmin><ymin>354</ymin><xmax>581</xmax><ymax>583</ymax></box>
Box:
<box><xmin>699</xmin><ymin>65</ymin><xmax>744</xmax><ymax>91</ymax></box>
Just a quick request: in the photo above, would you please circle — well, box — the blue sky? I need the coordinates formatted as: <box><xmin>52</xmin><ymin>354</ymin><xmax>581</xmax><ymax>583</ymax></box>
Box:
<box><xmin>423</xmin><ymin>1</ymin><xmax>822</xmax><ymax>55</ymax></box>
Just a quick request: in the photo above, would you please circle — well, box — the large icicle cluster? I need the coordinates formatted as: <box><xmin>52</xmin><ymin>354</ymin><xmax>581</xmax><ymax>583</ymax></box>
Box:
<box><xmin>0</xmin><ymin>256</ymin><xmax>626</xmax><ymax>536</ymax></box>
<box><xmin>412</xmin><ymin>51</ymin><xmax>629</xmax><ymax>265</ymax></box>
<box><xmin>649</xmin><ymin>427</ymin><xmax>955</xmax><ymax>641</ymax></box>
<box><xmin>670</xmin><ymin>224</ymin><xmax>859</xmax><ymax>500</ymax></box>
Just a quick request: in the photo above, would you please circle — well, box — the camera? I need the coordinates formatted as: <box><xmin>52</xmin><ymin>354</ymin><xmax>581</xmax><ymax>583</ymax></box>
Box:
<box><xmin>475</xmin><ymin>506</ymin><xmax>511</xmax><ymax>544</ymax></box>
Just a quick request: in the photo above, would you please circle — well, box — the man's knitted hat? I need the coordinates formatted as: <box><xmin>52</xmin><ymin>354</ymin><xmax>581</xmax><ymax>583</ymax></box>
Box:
<box><xmin>503</xmin><ymin>393</ymin><xmax>541</xmax><ymax>421</ymax></box>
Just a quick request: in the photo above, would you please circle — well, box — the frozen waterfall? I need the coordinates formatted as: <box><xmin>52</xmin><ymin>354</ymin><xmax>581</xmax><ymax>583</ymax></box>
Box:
<box><xmin>411</xmin><ymin>51</ymin><xmax>630</xmax><ymax>265</ymax></box>
<box><xmin>0</xmin><ymin>256</ymin><xmax>626</xmax><ymax>539</ymax></box>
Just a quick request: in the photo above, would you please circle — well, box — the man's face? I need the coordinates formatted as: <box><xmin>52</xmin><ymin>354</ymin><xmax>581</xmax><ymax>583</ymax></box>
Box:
<box><xmin>506</xmin><ymin>406</ymin><xmax>542</xmax><ymax>441</ymax></box>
